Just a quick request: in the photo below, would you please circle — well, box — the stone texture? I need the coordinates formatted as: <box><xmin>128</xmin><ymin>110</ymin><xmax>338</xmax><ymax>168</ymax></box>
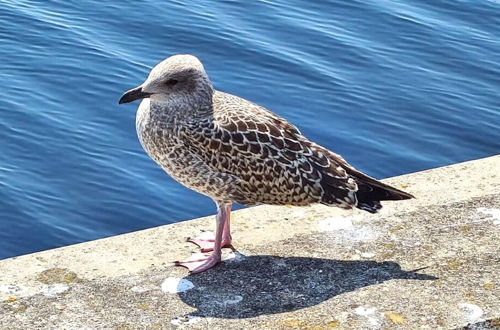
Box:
<box><xmin>0</xmin><ymin>155</ymin><xmax>499</xmax><ymax>329</ymax></box>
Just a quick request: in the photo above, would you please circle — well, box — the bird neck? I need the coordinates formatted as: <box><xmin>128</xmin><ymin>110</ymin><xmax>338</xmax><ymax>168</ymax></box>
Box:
<box><xmin>149</xmin><ymin>94</ymin><xmax>213</xmax><ymax>126</ymax></box>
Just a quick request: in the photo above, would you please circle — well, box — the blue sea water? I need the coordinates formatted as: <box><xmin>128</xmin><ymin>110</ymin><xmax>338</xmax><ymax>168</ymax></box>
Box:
<box><xmin>1</xmin><ymin>0</ymin><xmax>499</xmax><ymax>259</ymax></box>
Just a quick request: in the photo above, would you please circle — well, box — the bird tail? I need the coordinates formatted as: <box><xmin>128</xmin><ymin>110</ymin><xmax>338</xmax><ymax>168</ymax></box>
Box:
<box><xmin>346</xmin><ymin>167</ymin><xmax>414</xmax><ymax>214</ymax></box>
<box><xmin>310</xmin><ymin>145</ymin><xmax>414</xmax><ymax>213</ymax></box>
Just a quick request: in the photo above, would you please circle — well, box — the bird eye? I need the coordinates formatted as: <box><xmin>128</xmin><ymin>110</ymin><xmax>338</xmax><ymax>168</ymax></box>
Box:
<box><xmin>165</xmin><ymin>79</ymin><xmax>178</xmax><ymax>86</ymax></box>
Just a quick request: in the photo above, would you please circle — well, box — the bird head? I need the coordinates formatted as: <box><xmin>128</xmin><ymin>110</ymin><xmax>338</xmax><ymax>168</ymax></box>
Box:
<box><xmin>119</xmin><ymin>54</ymin><xmax>213</xmax><ymax>105</ymax></box>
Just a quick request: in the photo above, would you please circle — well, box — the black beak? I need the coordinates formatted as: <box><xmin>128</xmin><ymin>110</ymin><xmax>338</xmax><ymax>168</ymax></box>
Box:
<box><xmin>118</xmin><ymin>85</ymin><xmax>152</xmax><ymax>104</ymax></box>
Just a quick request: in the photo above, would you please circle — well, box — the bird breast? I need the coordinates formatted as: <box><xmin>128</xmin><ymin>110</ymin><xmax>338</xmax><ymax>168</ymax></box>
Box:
<box><xmin>135</xmin><ymin>99</ymin><xmax>177</xmax><ymax>163</ymax></box>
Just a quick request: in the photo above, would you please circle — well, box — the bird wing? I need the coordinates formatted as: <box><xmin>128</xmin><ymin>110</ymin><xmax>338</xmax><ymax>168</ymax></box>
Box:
<box><xmin>180</xmin><ymin>91</ymin><xmax>357</xmax><ymax>206</ymax></box>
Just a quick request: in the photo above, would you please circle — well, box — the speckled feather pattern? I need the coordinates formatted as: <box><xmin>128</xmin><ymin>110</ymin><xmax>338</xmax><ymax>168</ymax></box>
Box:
<box><xmin>181</xmin><ymin>91</ymin><xmax>361</xmax><ymax>206</ymax></box>
<box><xmin>133</xmin><ymin>55</ymin><xmax>413</xmax><ymax>213</ymax></box>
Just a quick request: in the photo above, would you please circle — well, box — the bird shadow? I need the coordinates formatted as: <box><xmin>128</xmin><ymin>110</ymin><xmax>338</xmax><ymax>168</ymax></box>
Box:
<box><xmin>178</xmin><ymin>254</ymin><xmax>437</xmax><ymax>319</ymax></box>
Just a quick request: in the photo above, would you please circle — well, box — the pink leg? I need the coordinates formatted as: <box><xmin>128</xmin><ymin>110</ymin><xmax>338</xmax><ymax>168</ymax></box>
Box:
<box><xmin>175</xmin><ymin>202</ymin><xmax>231</xmax><ymax>273</ymax></box>
<box><xmin>223</xmin><ymin>203</ymin><xmax>232</xmax><ymax>242</ymax></box>
<box><xmin>187</xmin><ymin>204</ymin><xmax>232</xmax><ymax>252</ymax></box>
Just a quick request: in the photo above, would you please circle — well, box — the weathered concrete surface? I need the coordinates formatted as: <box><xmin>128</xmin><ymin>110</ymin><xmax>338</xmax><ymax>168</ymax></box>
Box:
<box><xmin>0</xmin><ymin>155</ymin><xmax>499</xmax><ymax>329</ymax></box>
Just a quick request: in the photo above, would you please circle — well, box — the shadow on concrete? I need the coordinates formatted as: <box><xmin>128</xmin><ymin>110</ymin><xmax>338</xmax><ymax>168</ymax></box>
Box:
<box><xmin>179</xmin><ymin>254</ymin><xmax>437</xmax><ymax>319</ymax></box>
<box><xmin>458</xmin><ymin>319</ymin><xmax>500</xmax><ymax>330</ymax></box>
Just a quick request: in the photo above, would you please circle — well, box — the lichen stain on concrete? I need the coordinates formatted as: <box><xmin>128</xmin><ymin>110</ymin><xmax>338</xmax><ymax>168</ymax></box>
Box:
<box><xmin>447</xmin><ymin>260</ymin><xmax>463</xmax><ymax>270</ymax></box>
<box><xmin>477</xmin><ymin>207</ymin><xmax>500</xmax><ymax>225</ymax></box>
<box><xmin>114</xmin><ymin>323</ymin><xmax>135</xmax><ymax>330</ymax></box>
<box><xmin>170</xmin><ymin>315</ymin><xmax>202</xmax><ymax>326</ymax></box>
<box><xmin>385</xmin><ymin>311</ymin><xmax>407</xmax><ymax>324</ymax></box>
<box><xmin>355</xmin><ymin>249</ymin><xmax>376</xmax><ymax>259</ymax></box>
<box><xmin>222</xmin><ymin>294</ymin><xmax>243</xmax><ymax>305</ymax></box>
<box><xmin>41</xmin><ymin>283</ymin><xmax>70</xmax><ymax>297</ymax></box>
<box><xmin>221</xmin><ymin>250</ymin><xmax>246</xmax><ymax>262</ymax></box>
<box><xmin>318</xmin><ymin>216</ymin><xmax>355</xmax><ymax>231</ymax></box>
<box><xmin>459</xmin><ymin>302</ymin><xmax>484</xmax><ymax>323</ymax></box>
<box><xmin>354</xmin><ymin>305</ymin><xmax>377</xmax><ymax>317</ymax></box>
<box><xmin>0</xmin><ymin>285</ymin><xmax>21</xmax><ymax>294</ymax></box>
<box><xmin>348</xmin><ymin>226</ymin><xmax>379</xmax><ymax>242</ymax></box>
<box><xmin>35</xmin><ymin>256</ymin><xmax>48</xmax><ymax>263</ymax></box>
<box><xmin>326</xmin><ymin>319</ymin><xmax>340</xmax><ymax>328</ymax></box>
<box><xmin>130</xmin><ymin>285</ymin><xmax>155</xmax><ymax>293</ymax></box>
<box><xmin>353</xmin><ymin>306</ymin><xmax>381</xmax><ymax>327</ymax></box>
<box><xmin>318</xmin><ymin>216</ymin><xmax>379</xmax><ymax>243</ymax></box>
<box><xmin>11</xmin><ymin>305</ymin><xmax>27</xmax><ymax>313</ymax></box>
<box><xmin>161</xmin><ymin>277</ymin><xmax>194</xmax><ymax>294</ymax></box>
<box><xmin>37</xmin><ymin>268</ymin><xmax>80</xmax><ymax>284</ymax></box>
<box><xmin>208</xmin><ymin>294</ymin><xmax>243</xmax><ymax>307</ymax></box>
<box><xmin>282</xmin><ymin>319</ymin><xmax>303</xmax><ymax>327</ymax></box>
<box><xmin>137</xmin><ymin>302</ymin><xmax>150</xmax><ymax>310</ymax></box>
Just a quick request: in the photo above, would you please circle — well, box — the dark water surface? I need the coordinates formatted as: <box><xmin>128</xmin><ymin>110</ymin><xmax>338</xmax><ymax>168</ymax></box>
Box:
<box><xmin>1</xmin><ymin>0</ymin><xmax>499</xmax><ymax>259</ymax></box>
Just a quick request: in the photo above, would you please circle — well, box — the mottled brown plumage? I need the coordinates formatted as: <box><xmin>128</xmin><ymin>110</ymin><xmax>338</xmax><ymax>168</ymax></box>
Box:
<box><xmin>119</xmin><ymin>54</ymin><xmax>413</xmax><ymax>273</ymax></box>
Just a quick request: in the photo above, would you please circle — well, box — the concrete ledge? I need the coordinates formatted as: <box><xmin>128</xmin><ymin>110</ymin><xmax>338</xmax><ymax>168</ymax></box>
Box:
<box><xmin>1</xmin><ymin>155</ymin><xmax>499</xmax><ymax>329</ymax></box>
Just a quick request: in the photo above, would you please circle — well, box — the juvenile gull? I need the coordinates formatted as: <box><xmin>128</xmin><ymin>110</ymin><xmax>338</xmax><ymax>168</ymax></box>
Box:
<box><xmin>119</xmin><ymin>54</ymin><xmax>414</xmax><ymax>273</ymax></box>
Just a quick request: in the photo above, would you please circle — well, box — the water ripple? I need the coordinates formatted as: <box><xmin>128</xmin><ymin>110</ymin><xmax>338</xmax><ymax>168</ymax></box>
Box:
<box><xmin>0</xmin><ymin>0</ymin><xmax>499</xmax><ymax>259</ymax></box>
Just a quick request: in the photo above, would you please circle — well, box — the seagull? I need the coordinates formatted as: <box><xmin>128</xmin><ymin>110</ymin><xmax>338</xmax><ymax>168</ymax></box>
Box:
<box><xmin>119</xmin><ymin>54</ymin><xmax>414</xmax><ymax>274</ymax></box>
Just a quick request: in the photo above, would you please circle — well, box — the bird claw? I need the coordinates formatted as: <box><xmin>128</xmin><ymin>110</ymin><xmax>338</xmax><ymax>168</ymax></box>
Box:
<box><xmin>174</xmin><ymin>252</ymin><xmax>221</xmax><ymax>273</ymax></box>
<box><xmin>186</xmin><ymin>233</ymin><xmax>232</xmax><ymax>252</ymax></box>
